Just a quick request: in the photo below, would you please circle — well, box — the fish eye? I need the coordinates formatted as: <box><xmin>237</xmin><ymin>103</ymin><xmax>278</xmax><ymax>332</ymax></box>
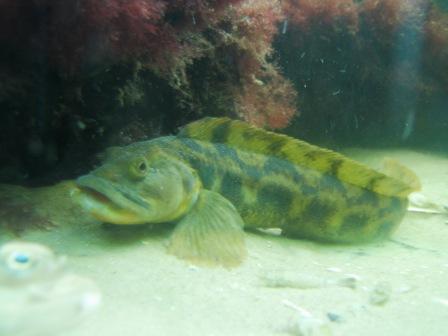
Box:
<box><xmin>129</xmin><ymin>157</ymin><xmax>149</xmax><ymax>178</ymax></box>
<box><xmin>6</xmin><ymin>251</ymin><xmax>33</xmax><ymax>270</ymax></box>
<box><xmin>138</xmin><ymin>161</ymin><xmax>147</xmax><ymax>172</ymax></box>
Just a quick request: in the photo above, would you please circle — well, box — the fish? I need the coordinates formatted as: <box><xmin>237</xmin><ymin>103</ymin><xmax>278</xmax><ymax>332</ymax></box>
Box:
<box><xmin>0</xmin><ymin>241</ymin><xmax>66</xmax><ymax>286</ymax></box>
<box><xmin>0</xmin><ymin>241</ymin><xmax>101</xmax><ymax>336</ymax></box>
<box><xmin>0</xmin><ymin>181</ymin><xmax>86</xmax><ymax>232</ymax></box>
<box><xmin>74</xmin><ymin>117</ymin><xmax>421</xmax><ymax>267</ymax></box>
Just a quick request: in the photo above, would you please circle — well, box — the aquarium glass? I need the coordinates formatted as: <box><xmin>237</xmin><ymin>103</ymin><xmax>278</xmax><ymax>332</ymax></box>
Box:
<box><xmin>0</xmin><ymin>1</ymin><xmax>447</xmax><ymax>335</ymax></box>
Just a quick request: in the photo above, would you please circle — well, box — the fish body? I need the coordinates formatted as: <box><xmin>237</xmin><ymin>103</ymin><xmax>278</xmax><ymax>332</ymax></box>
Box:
<box><xmin>161</xmin><ymin>136</ymin><xmax>408</xmax><ymax>243</ymax></box>
<box><xmin>75</xmin><ymin>118</ymin><xmax>420</xmax><ymax>267</ymax></box>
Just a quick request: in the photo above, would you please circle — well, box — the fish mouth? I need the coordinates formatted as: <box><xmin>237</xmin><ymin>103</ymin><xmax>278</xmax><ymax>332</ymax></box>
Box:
<box><xmin>75</xmin><ymin>175</ymin><xmax>150</xmax><ymax>224</ymax></box>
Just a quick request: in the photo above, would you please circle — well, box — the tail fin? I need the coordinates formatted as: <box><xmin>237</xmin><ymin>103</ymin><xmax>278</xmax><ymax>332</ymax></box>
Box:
<box><xmin>381</xmin><ymin>158</ymin><xmax>421</xmax><ymax>196</ymax></box>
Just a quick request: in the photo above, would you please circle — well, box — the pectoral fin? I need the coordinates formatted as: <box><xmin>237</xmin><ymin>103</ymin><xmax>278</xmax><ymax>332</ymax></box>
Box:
<box><xmin>167</xmin><ymin>190</ymin><xmax>247</xmax><ymax>268</ymax></box>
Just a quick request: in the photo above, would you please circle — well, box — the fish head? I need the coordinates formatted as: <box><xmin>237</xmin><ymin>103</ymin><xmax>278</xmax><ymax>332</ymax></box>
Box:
<box><xmin>75</xmin><ymin>144</ymin><xmax>201</xmax><ymax>224</ymax></box>
<box><xmin>0</xmin><ymin>241</ymin><xmax>66</xmax><ymax>286</ymax></box>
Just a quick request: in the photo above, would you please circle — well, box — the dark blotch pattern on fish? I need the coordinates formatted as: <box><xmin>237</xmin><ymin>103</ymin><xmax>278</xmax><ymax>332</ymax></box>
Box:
<box><xmin>192</xmin><ymin>160</ymin><xmax>216</xmax><ymax>189</ymax></box>
<box><xmin>220</xmin><ymin>172</ymin><xmax>243</xmax><ymax>204</ymax></box>
<box><xmin>217</xmin><ymin>145</ymin><xmax>245</xmax><ymax>169</ymax></box>
<box><xmin>178</xmin><ymin>137</ymin><xmax>205</xmax><ymax>155</ymax></box>
<box><xmin>376</xmin><ymin>198</ymin><xmax>408</xmax><ymax>237</ymax></box>
<box><xmin>348</xmin><ymin>190</ymin><xmax>379</xmax><ymax>208</ymax></box>
<box><xmin>211</xmin><ymin>121</ymin><xmax>231</xmax><ymax>144</ymax></box>
<box><xmin>376</xmin><ymin>220</ymin><xmax>398</xmax><ymax>238</ymax></box>
<box><xmin>263</xmin><ymin>157</ymin><xmax>303</xmax><ymax>184</ymax></box>
<box><xmin>340</xmin><ymin>213</ymin><xmax>370</xmax><ymax>234</ymax></box>
<box><xmin>304</xmin><ymin>150</ymin><xmax>320</xmax><ymax>161</ymax></box>
<box><xmin>301</xmin><ymin>199</ymin><xmax>337</xmax><ymax>227</ymax></box>
<box><xmin>242</xmin><ymin>163</ymin><xmax>263</xmax><ymax>181</ymax></box>
<box><xmin>215</xmin><ymin>143</ymin><xmax>263</xmax><ymax>181</ymax></box>
<box><xmin>329</xmin><ymin>159</ymin><xmax>343</xmax><ymax>176</ymax></box>
<box><xmin>267</xmin><ymin>139</ymin><xmax>287</xmax><ymax>156</ymax></box>
<box><xmin>300</xmin><ymin>183</ymin><xmax>318</xmax><ymax>197</ymax></box>
<box><xmin>366</xmin><ymin>175</ymin><xmax>384</xmax><ymax>191</ymax></box>
<box><xmin>257</xmin><ymin>184</ymin><xmax>293</xmax><ymax>213</ymax></box>
<box><xmin>378</xmin><ymin>197</ymin><xmax>402</xmax><ymax>217</ymax></box>
<box><xmin>317</xmin><ymin>174</ymin><xmax>346</xmax><ymax>194</ymax></box>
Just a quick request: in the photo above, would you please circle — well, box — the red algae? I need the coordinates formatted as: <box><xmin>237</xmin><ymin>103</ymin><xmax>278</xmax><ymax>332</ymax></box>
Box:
<box><xmin>2</xmin><ymin>0</ymin><xmax>448</xmax><ymax>183</ymax></box>
<box><xmin>283</xmin><ymin>0</ymin><xmax>359</xmax><ymax>32</ymax></box>
<box><xmin>227</xmin><ymin>0</ymin><xmax>298</xmax><ymax>128</ymax></box>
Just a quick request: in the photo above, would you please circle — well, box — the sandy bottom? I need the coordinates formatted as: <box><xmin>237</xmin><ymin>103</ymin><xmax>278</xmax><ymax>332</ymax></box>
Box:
<box><xmin>1</xmin><ymin>149</ymin><xmax>448</xmax><ymax>336</ymax></box>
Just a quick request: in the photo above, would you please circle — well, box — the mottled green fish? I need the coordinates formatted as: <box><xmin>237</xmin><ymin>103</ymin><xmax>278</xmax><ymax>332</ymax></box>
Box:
<box><xmin>75</xmin><ymin>118</ymin><xmax>420</xmax><ymax>267</ymax></box>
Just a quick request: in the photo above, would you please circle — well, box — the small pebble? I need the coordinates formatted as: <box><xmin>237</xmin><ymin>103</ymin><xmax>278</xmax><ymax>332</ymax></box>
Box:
<box><xmin>291</xmin><ymin>316</ymin><xmax>332</xmax><ymax>336</ymax></box>
<box><xmin>283</xmin><ymin>300</ymin><xmax>332</xmax><ymax>336</ymax></box>
<box><xmin>335</xmin><ymin>276</ymin><xmax>357</xmax><ymax>290</ymax></box>
<box><xmin>326</xmin><ymin>312</ymin><xmax>343</xmax><ymax>323</ymax></box>
<box><xmin>257</xmin><ymin>228</ymin><xmax>282</xmax><ymax>236</ymax></box>
<box><xmin>369</xmin><ymin>282</ymin><xmax>391</xmax><ymax>306</ymax></box>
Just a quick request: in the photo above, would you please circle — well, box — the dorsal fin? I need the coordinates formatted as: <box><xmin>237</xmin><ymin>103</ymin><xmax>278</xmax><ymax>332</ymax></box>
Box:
<box><xmin>178</xmin><ymin>117</ymin><xmax>420</xmax><ymax>198</ymax></box>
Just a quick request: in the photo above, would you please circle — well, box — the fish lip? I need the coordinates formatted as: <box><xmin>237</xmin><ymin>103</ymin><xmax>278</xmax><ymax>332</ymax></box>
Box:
<box><xmin>76</xmin><ymin>175</ymin><xmax>148</xmax><ymax>213</ymax></box>
<box><xmin>76</xmin><ymin>175</ymin><xmax>117</xmax><ymax>205</ymax></box>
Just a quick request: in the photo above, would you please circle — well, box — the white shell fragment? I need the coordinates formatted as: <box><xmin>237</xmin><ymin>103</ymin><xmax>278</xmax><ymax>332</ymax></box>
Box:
<box><xmin>0</xmin><ymin>241</ymin><xmax>101</xmax><ymax>336</ymax></box>
<box><xmin>283</xmin><ymin>300</ymin><xmax>332</xmax><ymax>336</ymax></box>
<box><xmin>408</xmin><ymin>192</ymin><xmax>448</xmax><ymax>214</ymax></box>
<box><xmin>261</xmin><ymin>272</ymin><xmax>358</xmax><ymax>290</ymax></box>
<box><xmin>432</xmin><ymin>297</ymin><xmax>448</xmax><ymax>307</ymax></box>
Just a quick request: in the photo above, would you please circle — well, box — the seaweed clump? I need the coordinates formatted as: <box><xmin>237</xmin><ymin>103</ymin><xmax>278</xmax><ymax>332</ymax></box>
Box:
<box><xmin>0</xmin><ymin>0</ymin><xmax>297</xmax><ymax>184</ymax></box>
<box><xmin>2</xmin><ymin>0</ymin><xmax>448</xmax><ymax>184</ymax></box>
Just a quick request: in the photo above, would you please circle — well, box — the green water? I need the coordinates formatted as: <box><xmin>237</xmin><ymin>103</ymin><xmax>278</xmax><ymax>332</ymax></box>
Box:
<box><xmin>1</xmin><ymin>1</ymin><xmax>448</xmax><ymax>335</ymax></box>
